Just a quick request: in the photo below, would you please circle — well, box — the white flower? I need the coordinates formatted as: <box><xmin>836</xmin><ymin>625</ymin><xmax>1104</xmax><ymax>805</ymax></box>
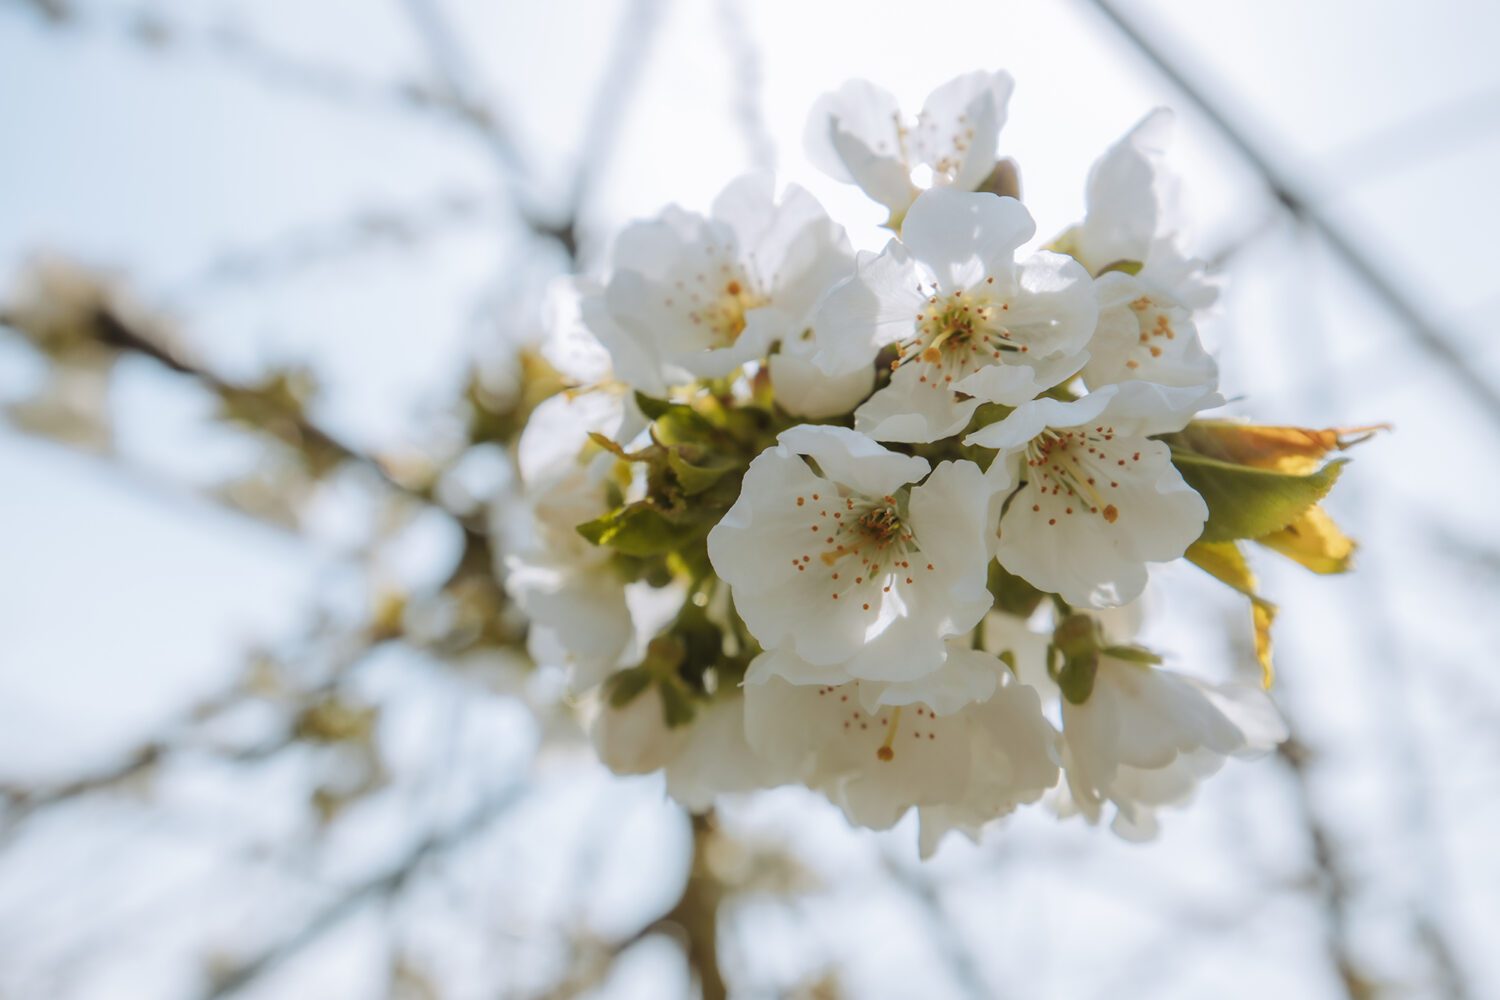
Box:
<box><xmin>1083</xmin><ymin>274</ymin><xmax>1216</xmax><ymax>390</ymax></box>
<box><xmin>663</xmin><ymin>694</ymin><xmax>793</xmax><ymax>810</ymax></box>
<box><xmin>965</xmin><ymin>381</ymin><xmax>1214</xmax><ymax>607</ymax></box>
<box><xmin>586</xmin><ymin>173</ymin><xmax>854</xmax><ymax>395</ymax></box>
<box><xmin>1068</xmin><ymin>110</ymin><xmax>1218</xmax><ymax>391</ymax></box>
<box><xmin>591</xmin><ymin>690</ymin><xmax>791</xmax><ymax>810</ymax></box>
<box><xmin>591</xmin><ymin>684</ymin><xmax>687</xmax><ymax>776</ymax></box>
<box><xmin>804</xmin><ymin>71</ymin><xmax>1015</xmax><ymax>223</ymax></box>
<box><xmin>1057</xmin><ymin>655</ymin><xmax>1286</xmax><ymax>840</ymax></box>
<box><xmin>812</xmin><ymin>189</ymin><xmax>1096</xmax><ymax>443</ymax></box>
<box><xmin>707</xmin><ymin>425</ymin><xmax>996</xmax><ymax>681</ymax></box>
<box><xmin>504</xmin><ymin>388</ymin><xmax>639</xmax><ymax>688</ymax></box>
<box><xmin>743</xmin><ymin>644</ymin><xmax>1057</xmax><ymax>832</ymax></box>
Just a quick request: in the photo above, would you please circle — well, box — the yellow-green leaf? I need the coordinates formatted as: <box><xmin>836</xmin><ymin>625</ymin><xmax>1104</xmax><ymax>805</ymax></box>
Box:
<box><xmin>577</xmin><ymin>503</ymin><xmax>698</xmax><ymax>556</ymax></box>
<box><xmin>1173</xmin><ymin>450</ymin><xmax>1345</xmax><ymax>543</ymax></box>
<box><xmin>1255</xmin><ymin>505</ymin><xmax>1356</xmax><ymax>574</ymax></box>
<box><xmin>1186</xmin><ymin>541</ymin><xmax>1277</xmax><ymax>687</ymax></box>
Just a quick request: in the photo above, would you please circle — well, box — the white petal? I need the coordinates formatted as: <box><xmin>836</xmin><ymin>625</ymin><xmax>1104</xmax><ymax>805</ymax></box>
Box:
<box><xmin>665</xmin><ymin>694</ymin><xmax>789</xmax><ymax>809</ymax></box>
<box><xmin>912</xmin><ymin>70</ymin><xmax>1015</xmax><ymax>192</ymax></box>
<box><xmin>1003</xmin><ymin>250</ymin><xmax>1099</xmax><ymax>361</ymax></box>
<box><xmin>854</xmin><ymin>364</ymin><xmax>981</xmax><ymax>443</ymax></box>
<box><xmin>867</xmin><ymin>641</ymin><xmax>1000</xmax><ymax>715</ymax></box>
<box><xmin>1083</xmin><ymin>273</ymin><xmax>1217</xmax><ymax>391</ymax></box>
<box><xmin>964</xmin><ymin>391</ymin><xmax>1113</xmax><ymax>451</ymax></box>
<box><xmin>516</xmin><ymin>388</ymin><xmax>625</xmax><ymax>490</ymax></box>
<box><xmin>769</xmin><ymin>349</ymin><xmax>874</xmax><ymax>419</ymax></box>
<box><xmin>810</xmin><ymin>244</ymin><xmax>925</xmax><ymax>376</ymax></box>
<box><xmin>1077</xmin><ymin>108</ymin><xmax>1177</xmax><ymax>271</ymax></box>
<box><xmin>997</xmin><ymin>437</ymin><xmax>1205</xmax><ymax>607</ymax></box>
<box><xmin>591</xmin><ymin>687</ymin><xmax>688</xmax><ymax>776</ymax></box>
<box><xmin>541</xmin><ymin>276</ymin><xmax>613</xmax><ymax>384</ymax></box>
<box><xmin>803</xmin><ymin>79</ymin><xmax>918</xmax><ymax>215</ymax></box>
<box><xmin>899</xmin><ymin>189</ymin><xmax>1035</xmax><ymax>291</ymax></box>
<box><xmin>776</xmin><ymin>424</ymin><xmax>931</xmax><ymax>498</ymax></box>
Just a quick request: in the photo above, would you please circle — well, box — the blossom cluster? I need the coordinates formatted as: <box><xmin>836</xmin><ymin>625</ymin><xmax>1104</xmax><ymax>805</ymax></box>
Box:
<box><xmin>504</xmin><ymin>71</ymin><xmax>1367</xmax><ymax>852</ymax></box>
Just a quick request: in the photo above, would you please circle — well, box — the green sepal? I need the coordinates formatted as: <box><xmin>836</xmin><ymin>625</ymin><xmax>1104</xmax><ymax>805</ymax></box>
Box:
<box><xmin>988</xmin><ymin>561</ymin><xmax>1045</xmax><ymax>617</ymax></box>
<box><xmin>605</xmin><ymin>666</ymin><xmax>653</xmax><ymax>709</ymax></box>
<box><xmin>666</xmin><ymin>448</ymin><xmax>740</xmax><ymax>496</ymax></box>
<box><xmin>1101</xmin><ymin>644</ymin><xmax>1163</xmax><ymax>665</ymax></box>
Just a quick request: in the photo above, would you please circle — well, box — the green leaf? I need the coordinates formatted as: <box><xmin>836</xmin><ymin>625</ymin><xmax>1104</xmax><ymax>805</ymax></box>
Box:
<box><xmin>667</xmin><ymin>448</ymin><xmax>740</xmax><ymax>496</ymax></box>
<box><xmin>633</xmin><ymin>391</ymin><xmax>674</xmax><ymax>420</ymax></box>
<box><xmin>1172</xmin><ymin>451</ymin><xmax>1346</xmax><ymax>544</ymax></box>
<box><xmin>577</xmin><ymin>503</ymin><xmax>697</xmax><ymax>556</ymax></box>
<box><xmin>653</xmin><ymin>407</ymin><xmax>719</xmax><ymax>447</ymax></box>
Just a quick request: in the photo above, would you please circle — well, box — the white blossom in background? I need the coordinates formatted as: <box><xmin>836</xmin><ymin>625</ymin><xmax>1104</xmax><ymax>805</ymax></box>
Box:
<box><xmin>1065</xmin><ymin>109</ymin><xmax>1219</xmax><ymax>391</ymax></box>
<box><xmin>813</xmin><ymin>189</ymin><xmax>1096</xmax><ymax>443</ymax></box>
<box><xmin>1057</xmin><ymin>655</ymin><xmax>1286</xmax><ymax>840</ymax></box>
<box><xmin>707</xmin><ymin>425</ymin><xmax>996</xmax><ymax>681</ymax></box>
<box><xmin>585</xmin><ymin>173</ymin><xmax>854</xmax><ymax>395</ymax></box>
<box><xmin>966</xmin><ymin>381</ymin><xmax>1215</xmax><ymax>607</ymax></box>
<box><xmin>804</xmin><ymin>71</ymin><xmax>1015</xmax><ymax>223</ymax></box>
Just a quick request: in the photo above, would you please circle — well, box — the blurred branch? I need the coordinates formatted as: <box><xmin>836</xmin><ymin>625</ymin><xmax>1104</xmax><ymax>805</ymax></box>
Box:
<box><xmin>1277</xmin><ymin>736</ymin><xmax>1370</xmax><ymax>1000</ymax></box>
<box><xmin>550</xmin><ymin>0</ymin><xmax>667</xmax><ymax>260</ymax></box>
<box><xmin>1083</xmin><ymin>0</ymin><xmax>1500</xmax><ymax>429</ymax></box>
<box><xmin>879</xmin><ymin>852</ymin><xmax>994</xmax><ymax>1000</ymax></box>
<box><xmin>202</xmin><ymin>781</ymin><xmax>531</xmax><ymax>1000</ymax></box>
<box><xmin>714</xmin><ymin>0</ymin><xmax>776</xmax><ymax>172</ymax></box>
<box><xmin>395</xmin><ymin>0</ymin><xmax>524</xmax><ymax>173</ymax></box>
<box><xmin>669</xmin><ymin>813</ymin><xmax>728</xmax><ymax>1000</ymax></box>
<box><xmin>0</xmin><ymin>279</ymin><xmax>442</xmax><ymax>510</ymax></box>
<box><xmin>176</xmin><ymin>187</ymin><xmax>505</xmax><ymax>294</ymax></box>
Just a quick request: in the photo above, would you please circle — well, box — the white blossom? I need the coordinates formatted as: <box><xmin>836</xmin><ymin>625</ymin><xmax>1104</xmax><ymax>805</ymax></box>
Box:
<box><xmin>591</xmin><ymin>690</ymin><xmax>791</xmax><ymax>810</ymax></box>
<box><xmin>811</xmin><ymin>189</ymin><xmax>1097</xmax><ymax>443</ymax></box>
<box><xmin>1068</xmin><ymin>109</ymin><xmax>1218</xmax><ymax>391</ymax></box>
<box><xmin>743</xmin><ymin>644</ymin><xmax>1056</xmax><ymax>832</ymax></box>
<box><xmin>804</xmin><ymin>71</ymin><xmax>1015</xmax><ymax>222</ymax></box>
<box><xmin>707</xmin><ymin>425</ymin><xmax>996</xmax><ymax>681</ymax></box>
<box><xmin>504</xmin><ymin>379</ymin><xmax>643</xmax><ymax>688</ymax></box>
<box><xmin>1057</xmin><ymin>655</ymin><xmax>1286</xmax><ymax>840</ymax></box>
<box><xmin>585</xmin><ymin>173</ymin><xmax>854</xmax><ymax>395</ymax></box>
<box><xmin>965</xmin><ymin>381</ymin><xmax>1215</xmax><ymax>607</ymax></box>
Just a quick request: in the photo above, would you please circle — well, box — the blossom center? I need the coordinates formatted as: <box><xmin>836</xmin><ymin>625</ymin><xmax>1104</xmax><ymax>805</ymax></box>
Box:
<box><xmin>1121</xmin><ymin>295</ymin><xmax>1177</xmax><ymax>371</ymax></box>
<box><xmin>813</xmin><ymin>688</ymin><xmax>946</xmax><ymax>762</ymax></box>
<box><xmin>687</xmin><ymin>272</ymin><xmax>766</xmax><ymax>348</ymax></box>
<box><xmin>896</xmin><ymin>282</ymin><xmax>1025</xmax><ymax>389</ymax></box>
<box><xmin>1023</xmin><ymin>426</ymin><xmax>1145</xmax><ymax>526</ymax></box>
<box><xmin>791</xmin><ymin>488</ymin><xmax>936</xmax><ymax>613</ymax></box>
